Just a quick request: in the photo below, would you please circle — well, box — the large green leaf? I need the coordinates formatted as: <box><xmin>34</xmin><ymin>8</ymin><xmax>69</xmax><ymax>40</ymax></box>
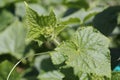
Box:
<box><xmin>50</xmin><ymin>27</ymin><xmax>111</xmax><ymax>79</ymax></box>
<box><xmin>78</xmin><ymin>72</ymin><xmax>110</xmax><ymax>80</ymax></box>
<box><xmin>0</xmin><ymin>60</ymin><xmax>21</xmax><ymax>80</ymax></box>
<box><xmin>25</xmin><ymin>3</ymin><xmax>66</xmax><ymax>45</ymax></box>
<box><xmin>112</xmin><ymin>71</ymin><xmax>120</xmax><ymax>80</ymax></box>
<box><xmin>0</xmin><ymin>21</ymin><xmax>26</xmax><ymax>59</ymax></box>
<box><xmin>38</xmin><ymin>70</ymin><xmax>64</xmax><ymax>80</ymax></box>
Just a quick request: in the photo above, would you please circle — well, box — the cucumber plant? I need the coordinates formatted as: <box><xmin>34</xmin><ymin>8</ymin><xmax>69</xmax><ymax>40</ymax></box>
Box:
<box><xmin>6</xmin><ymin>2</ymin><xmax>120</xmax><ymax>80</ymax></box>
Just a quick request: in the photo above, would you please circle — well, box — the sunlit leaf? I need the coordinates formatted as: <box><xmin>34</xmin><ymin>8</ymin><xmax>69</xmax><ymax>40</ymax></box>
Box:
<box><xmin>50</xmin><ymin>27</ymin><xmax>111</xmax><ymax>79</ymax></box>
<box><xmin>25</xmin><ymin>3</ymin><xmax>66</xmax><ymax>45</ymax></box>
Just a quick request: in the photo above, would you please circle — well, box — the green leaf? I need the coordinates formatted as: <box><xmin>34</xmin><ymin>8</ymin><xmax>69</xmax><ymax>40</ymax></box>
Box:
<box><xmin>50</xmin><ymin>51</ymin><xmax>66</xmax><ymax>65</ymax></box>
<box><xmin>0</xmin><ymin>10</ymin><xmax>14</xmax><ymax>32</ymax></box>
<box><xmin>38</xmin><ymin>70</ymin><xmax>64</xmax><ymax>80</ymax></box>
<box><xmin>112</xmin><ymin>71</ymin><xmax>120</xmax><ymax>80</ymax></box>
<box><xmin>25</xmin><ymin>2</ymin><xmax>56</xmax><ymax>37</ymax></box>
<box><xmin>61</xmin><ymin>18</ymin><xmax>80</xmax><ymax>25</ymax></box>
<box><xmin>50</xmin><ymin>27</ymin><xmax>111</xmax><ymax>79</ymax></box>
<box><xmin>59</xmin><ymin>28</ymin><xmax>75</xmax><ymax>40</ymax></box>
<box><xmin>78</xmin><ymin>72</ymin><xmax>110</xmax><ymax>80</ymax></box>
<box><xmin>0</xmin><ymin>60</ymin><xmax>21</xmax><ymax>80</ymax></box>
<box><xmin>0</xmin><ymin>21</ymin><xmax>26</xmax><ymax>59</ymax></box>
<box><xmin>83</xmin><ymin>12</ymin><xmax>97</xmax><ymax>23</ymax></box>
<box><xmin>25</xmin><ymin>3</ymin><xmax>66</xmax><ymax>45</ymax></box>
<box><xmin>64</xmin><ymin>0</ymin><xmax>89</xmax><ymax>9</ymax></box>
<box><xmin>63</xmin><ymin>9</ymin><xmax>101</xmax><ymax>24</ymax></box>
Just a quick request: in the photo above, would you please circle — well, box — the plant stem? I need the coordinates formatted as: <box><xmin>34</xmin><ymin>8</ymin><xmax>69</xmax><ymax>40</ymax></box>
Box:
<box><xmin>53</xmin><ymin>38</ymin><xmax>60</xmax><ymax>46</ymax></box>
<box><xmin>7</xmin><ymin>51</ymin><xmax>53</xmax><ymax>80</ymax></box>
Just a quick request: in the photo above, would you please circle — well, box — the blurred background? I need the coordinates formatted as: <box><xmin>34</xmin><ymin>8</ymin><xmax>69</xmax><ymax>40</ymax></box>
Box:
<box><xmin>0</xmin><ymin>0</ymin><xmax>120</xmax><ymax>80</ymax></box>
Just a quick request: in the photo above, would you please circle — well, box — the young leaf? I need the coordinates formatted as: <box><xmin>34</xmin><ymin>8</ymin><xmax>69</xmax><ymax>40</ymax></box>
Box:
<box><xmin>0</xmin><ymin>21</ymin><xmax>26</xmax><ymax>59</ymax></box>
<box><xmin>50</xmin><ymin>27</ymin><xmax>111</xmax><ymax>79</ymax></box>
<box><xmin>25</xmin><ymin>3</ymin><xmax>66</xmax><ymax>45</ymax></box>
<box><xmin>25</xmin><ymin>2</ymin><xmax>55</xmax><ymax>45</ymax></box>
<box><xmin>38</xmin><ymin>70</ymin><xmax>64</xmax><ymax>80</ymax></box>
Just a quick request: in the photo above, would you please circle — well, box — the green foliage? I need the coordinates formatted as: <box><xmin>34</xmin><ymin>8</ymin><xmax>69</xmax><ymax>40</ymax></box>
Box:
<box><xmin>25</xmin><ymin>3</ymin><xmax>66</xmax><ymax>45</ymax></box>
<box><xmin>0</xmin><ymin>20</ymin><xmax>26</xmax><ymax>59</ymax></box>
<box><xmin>50</xmin><ymin>27</ymin><xmax>111</xmax><ymax>79</ymax></box>
<box><xmin>0</xmin><ymin>0</ymin><xmax>17</xmax><ymax>7</ymax></box>
<box><xmin>0</xmin><ymin>10</ymin><xmax>14</xmax><ymax>32</ymax></box>
<box><xmin>0</xmin><ymin>60</ymin><xmax>21</xmax><ymax>80</ymax></box>
<box><xmin>63</xmin><ymin>0</ymin><xmax>89</xmax><ymax>9</ymax></box>
<box><xmin>34</xmin><ymin>55</ymin><xmax>56</xmax><ymax>73</ymax></box>
<box><xmin>0</xmin><ymin>0</ymin><xmax>120</xmax><ymax>80</ymax></box>
<box><xmin>63</xmin><ymin>9</ymin><xmax>100</xmax><ymax>25</ymax></box>
<box><xmin>112</xmin><ymin>72</ymin><xmax>120</xmax><ymax>80</ymax></box>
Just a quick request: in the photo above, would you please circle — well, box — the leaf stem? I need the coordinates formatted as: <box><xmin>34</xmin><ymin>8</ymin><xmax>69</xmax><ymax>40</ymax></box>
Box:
<box><xmin>53</xmin><ymin>38</ymin><xmax>60</xmax><ymax>46</ymax></box>
<box><xmin>7</xmin><ymin>51</ymin><xmax>53</xmax><ymax>80</ymax></box>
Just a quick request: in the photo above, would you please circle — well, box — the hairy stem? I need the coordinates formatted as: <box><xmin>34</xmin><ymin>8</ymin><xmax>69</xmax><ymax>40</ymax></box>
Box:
<box><xmin>7</xmin><ymin>51</ymin><xmax>53</xmax><ymax>80</ymax></box>
<box><xmin>53</xmin><ymin>38</ymin><xmax>60</xmax><ymax>46</ymax></box>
